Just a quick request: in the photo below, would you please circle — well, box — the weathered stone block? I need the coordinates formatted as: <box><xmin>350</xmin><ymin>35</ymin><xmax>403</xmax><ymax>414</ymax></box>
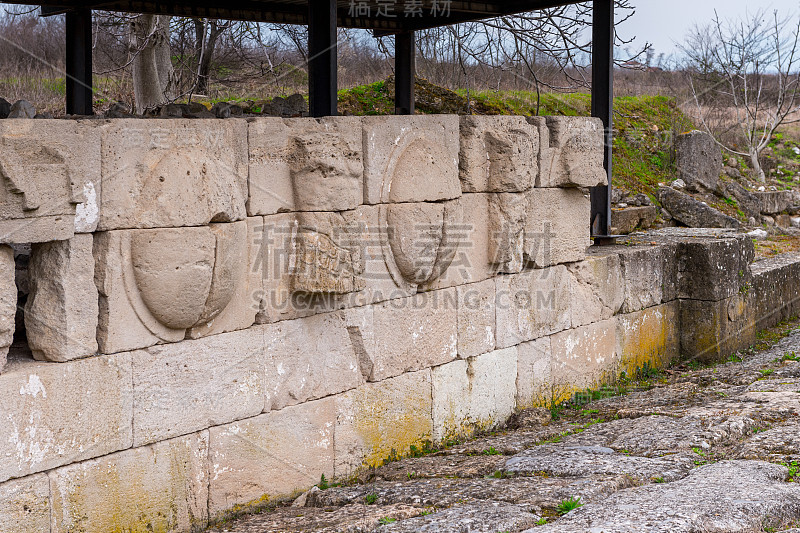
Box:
<box><xmin>98</xmin><ymin>119</ymin><xmax>248</xmax><ymax>230</ymax></box>
<box><xmin>25</xmin><ymin>235</ymin><xmax>98</xmax><ymax>362</ymax></box>
<box><xmin>459</xmin><ymin>115</ymin><xmax>537</xmax><ymax>193</ymax></box>
<box><xmin>456</xmin><ymin>280</ymin><xmax>496</xmax><ymax>359</ymax></box>
<box><xmin>749</xmin><ymin>253</ymin><xmax>800</xmax><ymax>332</ymax></box>
<box><xmin>432</xmin><ymin>348</ymin><xmax>517</xmax><ymax>441</ymax></box>
<box><xmin>611</xmin><ymin>206</ymin><xmax>658</xmax><ymax>235</ymax></box>
<box><xmin>524</xmin><ymin>187</ymin><xmax>590</xmax><ymax>268</ymax></box>
<box><xmin>334</xmin><ymin>369</ymin><xmax>433</xmax><ymax>477</ymax></box>
<box><xmin>680</xmin><ymin>295</ymin><xmax>755</xmax><ymax>364</ymax></box>
<box><xmin>187</xmin><ymin>218</ymin><xmax>263</xmax><ymax>338</ymax></box>
<box><xmin>263</xmin><ymin>311</ymin><xmax>365</xmax><ymax>411</ymax></box>
<box><xmin>0</xmin><ymin>120</ymin><xmax>100</xmax><ymax>241</ymax></box>
<box><xmin>95</xmin><ymin>222</ymin><xmax>251</xmax><ymax>354</ymax></box>
<box><xmin>131</xmin><ymin>328</ymin><xmax>265</xmax><ymax>446</ymax></box>
<box><xmin>488</xmin><ymin>192</ymin><xmax>526</xmax><ymax>274</ymax></box>
<box><xmin>363</xmin><ymin>115</ymin><xmax>461</xmax><ymax>204</ymax></box>
<box><xmin>495</xmin><ymin>266</ymin><xmax>572</xmax><ymax>349</ymax></box>
<box><xmin>368</xmin><ymin>289</ymin><xmax>458</xmax><ymax>381</ymax></box>
<box><xmin>754</xmin><ymin>190</ymin><xmax>795</xmax><ymax>215</ymax></box>
<box><xmin>247</xmin><ymin>118</ymin><xmax>292</xmax><ymax>215</ymax></box>
<box><xmin>675</xmin><ymin>130</ymin><xmax>722</xmax><ymax>192</ymax></box>
<box><xmin>550</xmin><ymin>319</ymin><xmax>617</xmax><ymax>397</ymax></box>
<box><xmin>423</xmin><ymin>193</ymin><xmax>494</xmax><ymax>290</ymax></box>
<box><xmin>616</xmin><ymin>302</ymin><xmax>680</xmax><ymax>377</ymax></box>
<box><xmin>516</xmin><ymin>337</ymin><xmax>553</xmax><ymax>409</ymax></box>
<box><xmin>283</xmin><ymin>117</ymin><xmax>364</xmax><ymax>212</ymax></box>
<box><xmin>0</xmin><ymin>354</ymin><xmax>132</xmax><ymax>483</ymax></box>
<box><xmin>529</xmin><ymin>116</ymin><xmax>606</xmax><ymax>188</ymax></box>
<box><xmin>658</xmin><ymin>187</ymin><xmax>739</xmax><ymax>229</ymax></box>
<box><xmin>568</xmin><ymin>252</ymin><xmax>624</xmax><ymax>328</ymax></box>
<box><xmin>676</xmin><ymin>235</ymin><xmax>754</xmax><ymax>301</ymax></box>
<box><xmin>0</xmin><ymin>474</ymin><xmax>50</xmax><ymax>533</ymax></box>
<box><xmin>0</xmin><ymin>244</ymin><xmax>14</xmax><ymax>373</ymax></box>
<box><xmin>617</xmin><ymin>245</ymin><xmax>666</xmax><ymax>313</ymax></box>
<box><xmin>208</xmin><ymin>398</ymin><xmax>335</xmax><ymax>516</ymax></box>
<box><xmin>49</xmin><ymin>432</ymin><xmax>209</xmax><ymax>533</ymax></box>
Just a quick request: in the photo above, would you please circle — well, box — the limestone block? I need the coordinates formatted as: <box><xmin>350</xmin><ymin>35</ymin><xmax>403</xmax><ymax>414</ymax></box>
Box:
<box><xmin>0</xmin><ymin>245</ymin><xmax>14</xmax><ymax>373</ymax></box>
<box><xmin>432</xmin><ymin>348</ymin><xmax>517</xmax><ymax>441</ymax></box>
<box><xmin>457</xmin><ymin>279</ymin><xmax>496</xmax><ymax>359</ymax></box>
<box><xmin>529</xmin><ymin>116</ymin><xmax>606</xmax><ymax>188</ymax></box>
<box><xmin>0</xmin><ymin>120</ymin><xmax>100</xmax><ymax>241</ymax></box>
<box><xmin>208</xmin><ymin>398</ymin><xmax>335</xmax><ymax>516</ymax></box>
<box><xmin>616</xmin><ymin>302</ymin><xmax>680</xmax><ymax>377</ymax></box>
<box><xmin>131</xmin><ymin>328</ymin><xmax>265</xmax><ymax>446</ymax></box>
<box><xmin>49</xmin><ymin>432</ymin><xmax>209</xmax><ymax>533</ymax></box>
<box><xmin>749</xmin><ymin>253</ymin><xmax>800</xmax><ymax>332</ymax></box>
<box><xmin>247</xmin><ymin>118</ymin><xmax>293</xmax><ymax>215</ymax></box>
<box><xmin>516</xmin><ymin>337</ymin><xmax>553</xmax><ymax>409</ymax></box>
<box><xmin>284</xmin><ymin>117</ymin><xmax>363</xmax><ymax>211</ymax></box>
<box><xmin>617</xmin><ymin>245</ymin><xmax>665</xmax><ymax>313</ymax></box>
<box><xmin>550</xmin><ymin>319</ymin><xmax>617</xmax><ymax>396</ymax></box>
<box><xmin>495</xmin><ymin>266</ymin><xmax>572</xmax><ymax>349</ymax></box>
<box><xmin>680</xmin><ymin>295</ymin><xmax>755</xmax><ymax>364</ymax></box>
<box><xmin>422</xmin><ymin>193</ymin><xmax>494</xmax><ymax>290</ymax></box>
<box><xmin>369</xmin><ymin>289</ymin><xmax>458</xmax><ymax>381</ymax></box>
<box><xmin>95</xmin><ymin>222</ymin><xmax>250</xmax><ymax>354</ymax></box>
<box><xmin>363</xmin><ymin>115</ymin><xmax>460</xmax><ymax>204</ymax></box>
<box><xmin>658</xmin><ymin>187</ymin><xmax>739</xmax><ymax>229</ymax></box>
<box><xmin>754</xmin><ymin>190</ymin><xmax>794</xmax><ymax>215</ymax></box>
<box><xmin>568</xmin><ymin>252</ymin><xmax>624</xmax><ymax>328</ymax></box>
<box><xmin>334</xmin><ymin>369</ymin><xmax>433</xmax><ymax>477</ymax></box>
<box><xmin>676</xmin><ymin>236</ymin><xmax>754</xmax><ymax>301</ymax></box>
<box><xmin>25</xmin><ymin>235</ymin><xmax>98</xmax><ymax>362</ymax></box>
<box><xmin>459</xmin><ymin>115</ymin><xmax>537</xmax><ymax>193</ymax></box>
<box><xmin>611</xmin><ymin>206</ymin><xmax>658</xmax><ymax>235</ymax></box>
<box><xmin>0</xmin><ymin>354</ymin><xmax>132</xmax><ymax>483</ymax></box>
<box><xmin>188</xmin><ymin>218</ymin><xmax>263</xmax><ymax>338</ymax></box>
<box><xmin>524</xmin><ymin>187</ymin><xmax>590</xmax><ymax>268</ymax></box>
<box><xmin>263</xmin><ymin>312</ymin><xmax>365</xmax><ymax>411</ymax></box>
<box><xmin>98</xmin><ymin>119</ymin><xmax>248</xmax><ymax>230</ymax></box>
<box><xmin>488</xmin><ymin>192</ymin><xmax>527</xmax><ymax>274</ymax></box>
<box><xmin>675</xmin><ymin>130</ymin><xmax>722</xmax><ymax>192</ymax></box>
<box><xmin>0</xmin><ymin>474</ymin><xmax>50</xmax><ymax>533</ymax></box>
<box><xmin>384</xmin><ymin>199</ymin><xmax>463</xmax><ymax>291</ymax></box>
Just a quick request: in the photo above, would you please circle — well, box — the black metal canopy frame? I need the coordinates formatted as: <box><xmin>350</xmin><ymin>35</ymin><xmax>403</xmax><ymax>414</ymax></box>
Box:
<box><xmin>31</xmin><ymin>0</ymin><xmax>615</xmax><ymax>240</ymax></box>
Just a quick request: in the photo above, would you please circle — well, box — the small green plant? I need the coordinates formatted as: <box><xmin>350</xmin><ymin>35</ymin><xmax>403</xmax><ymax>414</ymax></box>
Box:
<box><xmin>536</xmin><ymin>517</ymin><xmax>548</xmax><ymax>525</ymax></box>
<box><xmin>692</xmin><ymin>447</ymin><xmax>707</xmax><ymax>457</ymax></box>
<box><xmin>318</xmin><ymin>474</ymin><xmax>329</xmax><ymax>490</ymax></box>
<box><xmin>780</xmin><ymin>351</ymin><xmax>800</xmax><ymax>362</ymax></box>
<box><xmin>482</xmin><ymin>447</ymin><xmax>501</xmax><ymax>456</ymax></box>
<box><xmin>557</xmin><ymin>497</ymin><xmax>583</xmax><ymax>515</ymax></box>
<box><xmin>653</xmin><ymin>476</ymin><xmax>666</xmax><ymax>483</ymax></box>
<box><xmin>378</xmin><ymin>517</ymin><xmax>397</xmax><ymax>525</ymax></box>
<box><xmin>727</xmin><ymin>354</ymin><xmax>743</xmax><ymax>363</ymax></box>
<box><xmin>580</xmin><ymin>409</ymin><xmax>599</xmax><ymax>417</ymax></box>
<box><xmin>760</xmin><ymin>368</ymin><xmax>775</xmax><ymax>377</ymax></box>
<box><xmin>365</xmin><ymin>494</ymin><xmax>378</xmax><ymax>505</ymax></box>
<box><xmin>785</xmin><ymin>461</ymin><xmax>799</xmax><ymax>482</ymax></box>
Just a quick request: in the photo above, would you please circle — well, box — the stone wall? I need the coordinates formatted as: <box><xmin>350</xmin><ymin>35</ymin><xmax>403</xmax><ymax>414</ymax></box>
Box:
<box><xmin>0</xmin><ymin>115</ymin><xmax>795</xmax><ymax>532</ymax></box>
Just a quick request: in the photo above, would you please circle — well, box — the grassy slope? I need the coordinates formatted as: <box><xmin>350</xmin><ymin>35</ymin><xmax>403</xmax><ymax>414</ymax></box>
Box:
<box><xmin>338</xmin><ymin>79</ymin><xmax>695</xmax><ymax>203</ymax></box>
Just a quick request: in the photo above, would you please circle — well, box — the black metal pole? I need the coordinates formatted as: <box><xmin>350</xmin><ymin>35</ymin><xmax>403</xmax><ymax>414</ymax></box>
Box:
<box><xmin>65</xmin><ymin>8</ymin><xmax>93</xmax><ymax>116</ymax></box>
<box><xmin>308</xmin><ymin>0</ymin><xmax>337</xmax><ymax>117</ymax></box>
<box><xmin>394</xmin><ymin>30</ymin><xmax>415</xmax><ymax>115</ymax></box>
<box><xmin>590</xmin><ymin>0</ymin><xmax>614</xmax><ymax>243</ymax></box>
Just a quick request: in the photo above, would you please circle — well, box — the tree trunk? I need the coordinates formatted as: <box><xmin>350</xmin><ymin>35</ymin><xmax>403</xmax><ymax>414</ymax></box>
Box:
<box><xmin>750</xmin><ymin>147</ymin><xmax>766</xmax><ymax>183</ymax></box>
<box><xmin>194</xmin><ymin>20</ymin><xmax>222</xmax><ymax>96</ymax></box>
<box><xmin>130</xmin><ymin>14</ymin><xmax>175</xmax><ymax>114</ymax></box>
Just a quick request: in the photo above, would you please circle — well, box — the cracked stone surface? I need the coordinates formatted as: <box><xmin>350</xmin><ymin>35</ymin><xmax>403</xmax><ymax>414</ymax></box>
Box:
<box><xmin>208</xmin><ymin>326</ymin><xmax>800</xmax><ymax>533</ymax></box>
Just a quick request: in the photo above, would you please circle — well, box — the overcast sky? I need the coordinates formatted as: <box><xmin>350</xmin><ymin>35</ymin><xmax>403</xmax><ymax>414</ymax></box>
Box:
<box><xmin>626</xmin><ymin>0</ymin><xmax>798</xmax><ymax>60</ymax></box>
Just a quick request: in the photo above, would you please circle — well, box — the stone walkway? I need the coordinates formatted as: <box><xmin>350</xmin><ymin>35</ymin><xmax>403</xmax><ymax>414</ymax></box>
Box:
<box><xmin>208</xmin><ymin>324</ymin><xmax>800</xmax><ymax>533</ymax></box>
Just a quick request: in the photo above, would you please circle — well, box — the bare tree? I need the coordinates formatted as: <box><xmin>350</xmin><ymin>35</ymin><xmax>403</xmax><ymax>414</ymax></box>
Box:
<box><xmin>130</xmin><ymin>14</ymin><xmax>175</xmax><ymax>112</ymax></box>
<box><xmin>683</xmin><ymin>10</ymin><xmax>800</xmax><ymax>182</ymax></box>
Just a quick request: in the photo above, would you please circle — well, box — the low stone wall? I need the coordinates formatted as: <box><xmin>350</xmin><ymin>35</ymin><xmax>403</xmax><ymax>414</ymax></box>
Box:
<box><xmin>0</xmin><ymin>115</ymin><xmax>795</xmax><ymax>532</ymax></box>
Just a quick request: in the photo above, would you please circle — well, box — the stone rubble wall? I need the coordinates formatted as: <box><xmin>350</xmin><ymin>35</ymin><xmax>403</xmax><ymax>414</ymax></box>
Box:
<box><xmin>0</xmin><ymin>115</ymin><xmax>794</xmax><ymax>532</ymax></box>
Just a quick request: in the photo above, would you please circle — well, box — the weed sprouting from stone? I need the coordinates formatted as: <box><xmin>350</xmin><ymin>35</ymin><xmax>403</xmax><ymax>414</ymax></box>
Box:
<box><xmin>556</xmin><ymin>497</ymin><xmax>583</xmax><ymax>515</ymax></box>
<box><xmin>365</xmin><ymin>494</ymin><xmax>378</xmax><ymax>505</ymax></box>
